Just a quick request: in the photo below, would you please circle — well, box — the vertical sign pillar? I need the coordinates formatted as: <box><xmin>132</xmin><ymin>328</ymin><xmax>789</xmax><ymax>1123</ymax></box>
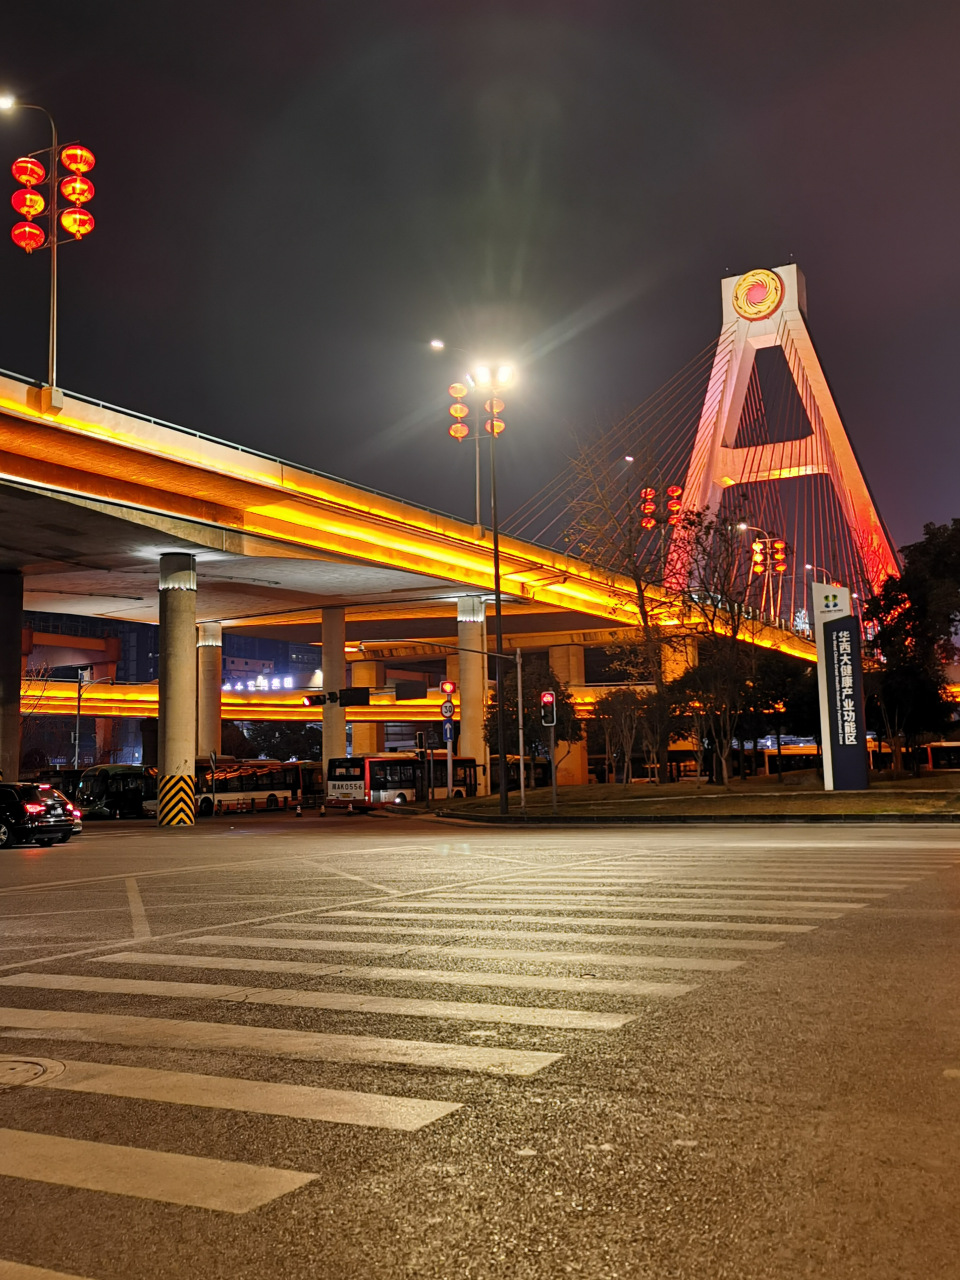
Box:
<box><xmin>158</xmin><ymin>553</ymin><xmax>197</xmax><ymax>825</ymax></box>
<box><xmin>0</xmin><ymin>571</ymin><xmax>23</xmax><ymax>782</ymax></box>
<box><xmin>321</xmin><ymin>607</ymin><xmax>346</xmax><ymax>784</ymax></box>
<box><xmin>812</xmin><ymin>583</ymin><xmax>869</xmax><ymax>790</ymax></box>
<box><xmin>457</xmin><ymin>596</ymin><xmax>487</xmax><ymax>795</ymax></box>
<box><xmin>196</xmin><ymin>621</ymin><xmax>223</xmax><ymax>760</ymax></box>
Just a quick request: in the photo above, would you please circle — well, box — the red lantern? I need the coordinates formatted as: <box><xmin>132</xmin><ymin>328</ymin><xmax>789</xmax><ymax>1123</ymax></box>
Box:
<box><xmin>60</xmin><ymin>207</ymin><xmax>94</xmax><ymax>239</ymax></box>
<box><xmin>667</xmin><ymin>499</ymin><xmax>682</xmax><ymax>512</ymax></box>
<box><xmin>640</xmin><ymin>486</ymin><xmax>656</xmax><ymax>499</ymax></box>
<box><xmin>667</xmin><ymin>514</ymin><xmax>680</xmax><ymax>526</ymax></box>
<box><xmin>641</xmin><ymin>516</ymin><xmax>656</xmax><ymax>530</ymax></box>
<box><xmin>11</xmin><ymin>188</ymin><xmax>45</xmax><ymax>219</ymax></box>
<box><xmin>11</xmin><ymin>221</ymin><xmax>45</xmax><ymax>253</ymax></box>
<box><xmin>448</xmin><ymin>422</ymin><xmax>470</xmax><ymax>442</ymax></box>
<box><xmin>60</xmin><ymin>174</ymin><xmax>94</xmax><ymax>205</ymax></box>
<box><xmin>60</xmin><ymin>144</ymin><xmax>95</xmax><ymax>174</ymax></box>
<box><xmin>641</xmin><ymin>502</ymin><xmax>656</xmax><ymax>515</ymax></box>
<box><xmin>484</xmin><ymin>418</ymin><xmax>505</xmax><ymax>436</ymax></box>
<box><xmin>666</xmin><ymin>485</ymin><xmax>682</xmax><ymax>497</ymax></box>
<box><xmin>449</xmin><ymin>402</ymin><xmax>469</xmax><ymax>419</ymax></box>
<box><xmin>448</xmin><ymin>382</ymin><xmax>468</xmax><ymax>399</ymax></box>
<box><xmin>11</xmin><ymin>156</ymin><xmax>45</xmax><ymax>186</ymax></box>
<box><xmin>483</xmin><ymin>397</ymin><xmax>505</xmax><ymax>414</ymax></box>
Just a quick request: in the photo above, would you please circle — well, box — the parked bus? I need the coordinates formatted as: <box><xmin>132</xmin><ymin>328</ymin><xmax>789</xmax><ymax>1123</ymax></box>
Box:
<box><xmin>424</xmin><ymin>754</ymin><xmax>479</xmax><ymax>800</ymax></box>
<box><xmin>196</xmin><ymin>759</ymin><xmax>301</xmax><ymax>815</ymax></box>
<box><xmin>76</xmin><ymin>759</ymin><xmax>301</xmax><ymax>819</ymax></box>
<box><xmin>75</xmin><ymin>764</ymin><xmax>158</xmax><ymax>819</ymax></box>
<box><xmin>326</xmin><ymin>754</ymin><xmax>425</xmax><ymax>808</ymax></box>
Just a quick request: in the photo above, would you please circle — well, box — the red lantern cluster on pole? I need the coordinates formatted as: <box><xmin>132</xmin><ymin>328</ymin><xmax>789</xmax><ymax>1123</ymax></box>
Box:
<box><xmin>10</xmin><ymin>141</ymin><xmax>96</xmax><ymax>253</ymax></box>
<box><xmin>447</xmin><ymin>381</ymin><xmax>470</xmax><ymax>442</ymax></box>
<box><xmin>637</xmin><ymin>482</ymin><xmax>684</xmax><ymax>530</ymax></box>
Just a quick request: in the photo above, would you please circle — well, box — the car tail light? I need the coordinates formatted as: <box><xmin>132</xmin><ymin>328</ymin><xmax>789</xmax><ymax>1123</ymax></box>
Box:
<box><xmin>24</xmin><ymin>803</ymin><xmax>45</xmax><ymax>814</ymax></box>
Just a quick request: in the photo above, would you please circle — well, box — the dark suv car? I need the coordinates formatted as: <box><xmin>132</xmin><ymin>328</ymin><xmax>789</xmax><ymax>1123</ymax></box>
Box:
<box><xmin>0</xmin><ymin>783</ymin><xmax>75</xmax><ymax>848</ymax></box>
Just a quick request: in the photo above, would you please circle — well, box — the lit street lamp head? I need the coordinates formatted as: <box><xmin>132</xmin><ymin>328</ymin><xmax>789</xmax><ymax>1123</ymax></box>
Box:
<box><xmin>0</xmin><ymin>95</ymin><xmax>15</xmax><ymax>111</ymax></box>
<box><xmin>429</xmin><ymin>338</ymin><xmax>445</xmax><ymax>350</ymax></box>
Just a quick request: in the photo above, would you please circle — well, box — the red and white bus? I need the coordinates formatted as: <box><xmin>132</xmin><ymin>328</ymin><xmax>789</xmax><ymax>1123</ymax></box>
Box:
<box><xmin>326</xmin><ymin>754</ymin><xmax>478</xmax><ymax>808</ymax></box>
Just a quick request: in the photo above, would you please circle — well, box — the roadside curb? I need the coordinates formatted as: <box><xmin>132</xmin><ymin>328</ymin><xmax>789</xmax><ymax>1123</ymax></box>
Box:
<box><xmin>432</xmin><ymin>810</ymin><xmax>960</xmax><ymax>826</ymax></box>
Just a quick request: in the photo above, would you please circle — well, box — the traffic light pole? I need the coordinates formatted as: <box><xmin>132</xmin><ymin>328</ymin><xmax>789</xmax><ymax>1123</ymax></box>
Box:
<box><xmin>549</xmin><ymin>725</ymin><xmax>558</xmax><ymax>815</ymax></box>
<box><xmin>516</xmin><ymin>648</ymin><xmax>526</xmax><ymax>816</ymax></box>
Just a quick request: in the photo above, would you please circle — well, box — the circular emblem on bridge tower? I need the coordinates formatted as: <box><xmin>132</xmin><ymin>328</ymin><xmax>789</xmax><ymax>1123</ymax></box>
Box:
<box><xmin>732</xmin><ymin>269</ymin><xmax>784</xmax><ymax>321</ymax></box>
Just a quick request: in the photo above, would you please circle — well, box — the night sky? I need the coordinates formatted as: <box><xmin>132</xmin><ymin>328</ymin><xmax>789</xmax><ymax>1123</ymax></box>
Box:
<box><xmin>0</xmin><ymin>1</ymin><xmax>956</xmax><ymax>547</ymax></box>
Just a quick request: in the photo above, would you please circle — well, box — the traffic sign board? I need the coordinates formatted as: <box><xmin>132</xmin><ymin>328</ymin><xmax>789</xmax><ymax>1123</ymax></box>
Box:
<box><xmin>440</xmin><ymin>700</ymin><xmax>455</xmax><ymax>718</ymax></box>
<box><xmin>442</xmin><ymin>720</ymin><xmax>456</xmax><ymax>742</ymax></box>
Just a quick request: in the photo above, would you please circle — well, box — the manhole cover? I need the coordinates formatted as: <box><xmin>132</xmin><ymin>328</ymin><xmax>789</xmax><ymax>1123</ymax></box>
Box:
<box><xmin>0</xmin><ymin>1055</ymin><xmax>65</xmax><ymax>1087</ymax></box>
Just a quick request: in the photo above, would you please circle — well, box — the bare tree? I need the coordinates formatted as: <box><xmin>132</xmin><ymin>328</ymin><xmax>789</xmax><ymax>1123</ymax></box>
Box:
<box><xmin>594</xmin><ymin>688</ymin><xmax>643</xmax><ymax>783</ymax></box>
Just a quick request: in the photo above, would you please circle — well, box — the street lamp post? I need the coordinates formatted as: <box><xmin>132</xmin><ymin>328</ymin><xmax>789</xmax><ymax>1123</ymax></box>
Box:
<box><xmin>74</xmin><ymin>670</ymin><xmax>114</xmax><ymax>770</ymax></box>
<box><xmin>1</xmin><ymin>95</ymin><xmax>97</xmax><ymax>400</ymax></box>
<box><xmin>473</xmin><ymin>363</ymin><xmax>513</xmax><ymax>816</ymax></box>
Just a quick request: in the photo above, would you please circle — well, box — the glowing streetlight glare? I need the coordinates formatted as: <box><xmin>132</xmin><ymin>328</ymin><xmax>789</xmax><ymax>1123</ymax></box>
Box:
<box><xmin>496</xmin><ymin>364</ymin><xmax>514</xmax><ymax>386</ymax></box>
<box><xmin>624</xmin><ymin>454</ymin><xmax>634</xmax><ymax>462</ymax></box>
<box><xmin>0</xmin><ymin>95</ymin><xmax>15</xmax><ymax>110</ymax></box>
<box><xmin>474</xmin><ymin>364</ymin><xmax>492</xmax><ymax>386</ymax></box>
<box><xmin>429</xmin><ymin>338</ymin><xmax>444</xmax><ymax>350</ymax></box>
<box><xmin>737</xmin><ymin>522</ymin><xmax>748</xmax><ymax>531</ymax></box>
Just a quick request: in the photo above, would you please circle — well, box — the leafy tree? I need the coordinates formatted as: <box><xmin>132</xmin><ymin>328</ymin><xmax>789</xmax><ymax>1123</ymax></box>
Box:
<box><xmin>594</xmin><ymin>688</ymin><xmax>644</xmax><ymax>783</ymax></box>
<box><xmin>484</xmin><ymin>656</ymin><xmax>581</xmax><ymax>771</ymax></box>
<box><xmin>863</xmin><ymin>520</ymin><xmax>959</xmax><ymax>773</ymax></box>
<box><xmin>670</xmin><ymin>638</ymin><xmax>751</xmax><ymax>785</ymax></box>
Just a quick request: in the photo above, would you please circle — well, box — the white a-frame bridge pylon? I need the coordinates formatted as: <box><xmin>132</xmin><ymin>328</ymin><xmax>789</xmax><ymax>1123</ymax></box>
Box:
<box><xmin>671</xmin><ymin>264</ymin><xmax>899</xmax><ymax>593</ymax></box>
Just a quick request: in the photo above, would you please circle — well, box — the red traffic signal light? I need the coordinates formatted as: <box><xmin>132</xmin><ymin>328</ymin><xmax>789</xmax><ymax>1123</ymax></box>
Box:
<box><xmin>440</xmin><ymin>679</ymin><xmax>456</xmax><ymax>697</ymax></box>
<box><xmin>540</xmin><ymin>689</ymin><xmax>557</xmax><ymax>727</ymax></box>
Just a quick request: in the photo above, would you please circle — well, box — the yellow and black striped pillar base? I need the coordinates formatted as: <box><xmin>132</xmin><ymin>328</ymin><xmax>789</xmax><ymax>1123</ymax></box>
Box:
<box><xmin>157</xmin><ymin>774</ymin><xmax>196</xmax><ymax>826</ymax></box>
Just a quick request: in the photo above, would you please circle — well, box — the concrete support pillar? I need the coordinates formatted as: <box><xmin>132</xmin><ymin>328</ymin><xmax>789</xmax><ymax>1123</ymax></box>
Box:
<box><xmin>351</xmin><ymin>659</ymin><xmax>384</xmax><ymax>755</ymax></box>
<box><xmin>321</xmin><ymin>607</ymin><xmax>346</xmax><ymax>780</ymax></box>
<box><xmin>158</xmin><ymin>554</ymin><xmax>198</xmax><ymax>825</ymax></box>
<box><xmin>445</xmin><ymin>652</ymin><xmax>460</xmax><ymax>685</ymax></box>
<box><xmin>0</xmin><ymin>571</ymin><xmax>23</xmax><ymax>782</ymax></box>
<box><xmin>458</xmin><ymin>597</ymin><xmax>488</xmax><ymax>794</ymax></box>
<box><xmin>95</xmin><ymin>718</ymin><xmax>115</xmax><ymax>763</ymax></box>
<box><xmin>548</xmin><ymin>643</ymin><xmax>589</xmax><ymax>786</ymax></box>
<box><xmin>197</xmin><ymin>622</ymin><xmax>223</xmax><ymax>760</ymax></box>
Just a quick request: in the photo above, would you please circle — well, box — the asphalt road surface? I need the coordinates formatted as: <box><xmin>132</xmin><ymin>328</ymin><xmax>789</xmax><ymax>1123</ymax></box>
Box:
<box><xmin>0</xmin><ymin>813</ymin><xmax>958</xmax><ymax>1279</ymax></box>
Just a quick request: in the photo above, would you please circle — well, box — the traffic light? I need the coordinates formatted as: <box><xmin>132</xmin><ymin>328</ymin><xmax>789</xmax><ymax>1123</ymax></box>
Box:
<box><xmin>440</xmin><ymin>679</ymin><xmax>456</xmax><ymax>697</ymax></box>
<box><xmin>751</xmin><ymin>539</ymin><xmax>767</xmax><ymax>575</ymax></box>
<box><xmin>540</xmin><ymin>689</ymin><xmax>557</xmax><ymax>728</ymax></box>
<box><xmin>302</xmin><ymin>693</ymin><xmax>329</xmax><ymax>706</ymax></box>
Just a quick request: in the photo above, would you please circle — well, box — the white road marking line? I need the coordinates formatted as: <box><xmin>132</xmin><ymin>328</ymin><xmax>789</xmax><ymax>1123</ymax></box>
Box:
<box><xmin>325</xmin><ymin>910</ymin><xmax>815</xmax><ymax>934</ymax></box>
<box><xmin>427</xmin><ymin>893</ymin><xmax>869</xmax><ymax>910</ymax></box>
<box><xmin>0</xmin><ymin>1007</ymin><xmax>561</xmax><ymax>1076</ymax></box>
<box><xmin>175</xmin><ymin>935</ymin><xmax>741</xmax><ymax>972</ymax></box>
<box><xmin>124</xmin><ymin>878</ymin><xmax>151</xmax><ymax>940</ymax></box>
<box><xmin>941</xmin><ymin>1068</ymin><xmax>960</xmax><ymax>1078</ymax></box>
<box><xmin>0</xmin><ymin>1261</ymin><xmax>99</xmax><ymax>1279</ymax></box>
<box><xmin>17</xmin><ymin>1057</ymin><xmax>460</xmax><ymax>1131</ymax></box>
<box><xmin>259</xmin><ymin>922</ymin><xmax>782</xmax><ymax>950</ymax></box>
<box><xmin>407</xmin><ymin>900</ymin><xmax>843</xmax><ymax>919</ymax></box>
<box><xmin>95</xmin><ymin>952</ymin><xmax>694</xmax><ymax>998</ymax></box>
<box><xmin>0</xmin><ymin>973</ymin><xmax>633</xmax><ymax>1032</ymax></box>
<box><xmin>305</xmin><ymin>861</ymin><xmax>397</xmax><ymax>895</ymax></box>
<box><xmin>485</xmin><ymin>883</ymin><xmax>889</xmax><ymax>899</ymax></box>
<box><xmin>0</xmin><ymin>1128</ymin><xmax>315</xmax><ymax>1213</ymax></box>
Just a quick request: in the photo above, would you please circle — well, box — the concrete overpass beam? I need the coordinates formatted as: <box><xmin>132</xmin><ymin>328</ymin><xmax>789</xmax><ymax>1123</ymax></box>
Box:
<box><xmin>197</xmin><ymin>622</ymin><xmax>223</xmax><ymax>760</ymax></box>
<box><xmin>321</xmin><ymin>607</ymin><xmax>346</xmax><ymax>780</ymax></box>
<box><xmin>0</xmin><ymin>571</ymin><xmax>23</xmax><ymax>781</ymax></box>
<box><xmin>158</xmin><ymin>554</ymin><xmax>198</xmax><ymax>825</ymax></box>
<box><xmin>351</xmin><ymin>659</ymin><xmax>384</xmax><ymax>755</ymax></box>
<box><xmin>458</xmin><ymin>597</ymin><xmax>488</xmax><ymax>795</ymax></box>
<box><xmin>548</xmin><ymin>643</ymin><xmax>589</xmax><ymax>786</ymax></box>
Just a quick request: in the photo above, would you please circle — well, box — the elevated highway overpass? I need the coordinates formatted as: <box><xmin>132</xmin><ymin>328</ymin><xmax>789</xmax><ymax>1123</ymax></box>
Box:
<box><xmin>0</xmin><ymin>368</ymin><xmax>812</xmax><ymax>817</ymax></box>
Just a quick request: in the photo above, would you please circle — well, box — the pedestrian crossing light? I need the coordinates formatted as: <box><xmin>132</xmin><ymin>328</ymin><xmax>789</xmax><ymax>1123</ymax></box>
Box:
<box><xmin>440</xmin><ymin>679</ymin><xmax>456</xmax><ymax>697</ymax></box>
<box><xmin>540</xmin><ymin>689</ymin><xmax>557</xmax><ymax>728</ymax></box>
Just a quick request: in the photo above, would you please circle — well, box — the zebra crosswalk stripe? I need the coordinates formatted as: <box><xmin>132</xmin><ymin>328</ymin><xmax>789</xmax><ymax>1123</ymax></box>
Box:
<box><xmin>0</xmin><ymin>1127</ymin><xmax>315</xmax><ymax>1213</ymax></box>
<box><xmin>95</xmin><ymin>952</ymin><xmax>695</xmax><ymax>998</ymax></box>
<box><xmin>0</xmin><ymin>1006</ymin><xmax>561</xmax><ymax>1076</ymax></box>
<box><xmin>172</xmin><ymin>935</ymin><xmax>742</xmax><ymax>972</ymax></box>
<box><xmin>16</xmin><ymin>1057</ymin><xmax>460</xmax><ymax>1131</ymax></box>
<box><xmin>0</xmin><ymin>972</ymin><xmax>634</xmax><ymax>1031</ymax></box>
<box><xmin>323</xmin><ymin>910</ymin><xmax>815</xmax><ymax>934</ymax></box>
